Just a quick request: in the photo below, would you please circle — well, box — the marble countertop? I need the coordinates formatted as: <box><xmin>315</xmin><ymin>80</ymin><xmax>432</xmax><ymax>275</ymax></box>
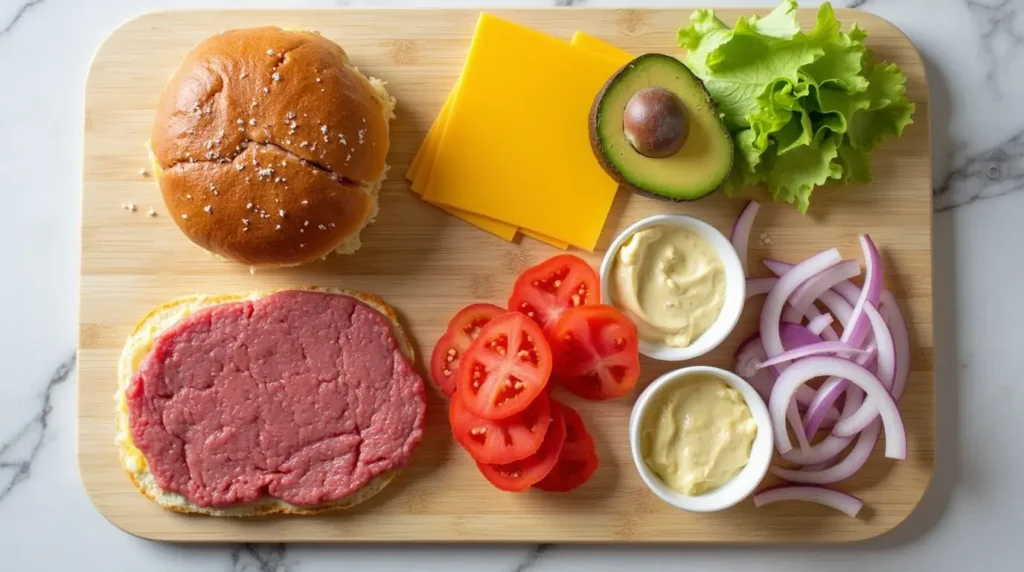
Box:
<box><xmin>2</xmin><ymin>0</ymin><xmax>1021</xmax><ymax>569</ymax></box>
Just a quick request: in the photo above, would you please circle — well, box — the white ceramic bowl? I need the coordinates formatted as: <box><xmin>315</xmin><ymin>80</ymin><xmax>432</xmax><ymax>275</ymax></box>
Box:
<box><xmin>629</xmin><ymin>366</ymin><xmax>773</xmax><ymax>512</ymax></box>
<box><xmin>599</xmin><ymin>214</ymin><xmax>745</xmax><ymax>362</ymax></box>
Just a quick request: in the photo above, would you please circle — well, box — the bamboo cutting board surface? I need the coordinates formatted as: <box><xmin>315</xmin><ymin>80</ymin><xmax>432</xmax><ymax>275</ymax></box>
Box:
<box><xmin>79</xmin><ymin>8</ymin><xmax>933</xmax><ymax>543</ymax></box>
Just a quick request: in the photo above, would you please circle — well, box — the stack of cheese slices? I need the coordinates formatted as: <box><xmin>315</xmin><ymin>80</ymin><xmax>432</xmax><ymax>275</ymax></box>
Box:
<box><xmin>406</xmin><ymin>14</ymin><xmax>633</xmax><ymax>252</ymax></box>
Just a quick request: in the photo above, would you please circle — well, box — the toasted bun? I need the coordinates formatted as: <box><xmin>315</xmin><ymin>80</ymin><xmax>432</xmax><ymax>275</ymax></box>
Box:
<box><xmin>150</xmin><ymin>28</ymin><xmax>396</xmax><ymax>267</ymax></box>
<box><xmin>115</xmin><ymin>287</ymin><xmax>416</xmax><ymax>516</ymax></box>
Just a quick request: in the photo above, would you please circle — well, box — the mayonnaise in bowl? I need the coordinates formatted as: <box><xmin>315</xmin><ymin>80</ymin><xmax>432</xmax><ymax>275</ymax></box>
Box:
<box><xmin>629</xmin><ymin>366</ymin><xmax>773</xmax><ymax>512</ymax></box>
<box><xmin>600</xmin><ymin>215</ymin><xmax>745</xmax><ymax>362</ymax></box>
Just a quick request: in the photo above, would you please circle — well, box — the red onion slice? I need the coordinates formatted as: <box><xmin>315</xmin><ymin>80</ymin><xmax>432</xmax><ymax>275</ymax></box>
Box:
<box><xmin>735</xmin><ymin>331</ymin><xmax>838</xmax><ymax>417</ymax></box>
<box><xmin>734</xmin><ymin>334</ymin><xmax>766</xmax><ymax>378</ymax></box>
<box><xmin>803</xmin><ymin>302</ymin><xmax>893</xmax><ymax>436</ymax></box>
<box><xmin>757</xmin><ymin>341</ymin><xmax>868</xmax><ymax>370</ymax></box>
<box><xmin>753</xmin><ymin>485</ymin><xmax>864</xmax><ymax>518</ymax></box>
<box><xmin>747</xmin><ymin>367</ymin><xmax>776</xmax><ymax>403</ymax></box>
<box><xmin>830</xmin><ymin>303</ymin><xmax>897</xmax><ymax>437</ymax></box>
<box><xmin>840</xmin><ymin>235</ymin><xmax>883</xmax><ymax>348</ymax></box>
<box><xmin>746</xmin><ymin>277</ymin><xmax>777</xmax><ymax>299</ymax></box>
<box><xmin>880</xmin><ymin>291</ymin><xmax>911</xmax><ymax>401</ymax></box>
<box><xmin>779</xmin><ymin>433</ymin><xmax>853</xmax><ymax>465</ymax></box>
<box><xmin>761</xmin><ymin>249</ymin><xmax>842</xmax><ymax>360</ymax></box>
<box><xmin>731</xmin><ymin>201</ymin><xmax>760</xmax><ymax>276</ymax></box>
<box><xmin>770</xmin><ymin>419</ymin><xmax>882</xmax><ymax>484</ymax></box>
<box><xmin>780</xmin><ymin>323</ymin><xmax>824</xmax><ymax>349</ymax></box>
<box><xmin>803</xmin><ymin>459</ymin><xmax>837</xmax><ymax>471</ymax></box>
<box><xmin>779</xmin><ymin>377</ymin><xmax>864</xmax><ymax>466</ymax></box>
<box><xmin>763</xmin><ymin>259</ymin><xmax>792</xmax><ymax>276</ymax></box>
<box><xmin>769</xmin><ymin>356</ymin><xmax>906</xmax><ymax>460</ymax></box>
<box><xmin>782</xmin><ymin>260</ymin><xmax>861</xmax><ymax>323</ymax></box>
<box><xmin>833</xmin><ymin>280</ymin><xmax>862</xmax><ymax>305</ymax></box>
<box><xmin>807</xmin><ymin>313</ymin><xmax>834</xmax><ymax>336</ymax></box>
<box><xmin>819</xmin><ymin>290</ymin><xmax>854</xmax><ymax>325</ymax></box>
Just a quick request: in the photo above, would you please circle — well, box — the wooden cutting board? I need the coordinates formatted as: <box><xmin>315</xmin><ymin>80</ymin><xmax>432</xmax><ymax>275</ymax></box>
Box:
<box><xmin>79</xmin><ymin>8</ymin><xmax>933</xmax><ymax>543</ymax></box>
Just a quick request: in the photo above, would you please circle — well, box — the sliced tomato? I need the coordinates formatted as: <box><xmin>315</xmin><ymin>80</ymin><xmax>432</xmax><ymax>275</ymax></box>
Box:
<box><xmin>430</xmin><ymin>303</ymin><xmax>505</xmax><ymax>397</ymax></box>
<box><xmin>477</xmin><ymin>401</ymin><xmax>567</xmax><ymax>492</ymax></box>
<box><xmin>456</xmin><ymin>312</ymin><xmax>552</xmax><ymax>420</ymax></box>
<box><xmin>508</xmin><ymin>254</ymin><xmax>600</xmax><ymax>334</ymax></box>
<box><xmin>549</xmin><ymin>305</ymin><xmax>640</xmax><ymax>400</ymax></box>
<box><xmin>450</xmin><ymin>390</ymin><xmax>552</xmax><ymax>465</ymax></box>
<box><xmin>535</xmin><ymin>403</ymin><xmax>599</xmax><ymax>492</ymax></box>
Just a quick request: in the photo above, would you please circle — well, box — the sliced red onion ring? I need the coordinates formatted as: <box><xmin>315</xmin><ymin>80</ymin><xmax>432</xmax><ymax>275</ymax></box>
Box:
<box><xmin>779</xmin><ymin>376</ymin><xmax>864</xmax><ymax>466</ymax></box>
<box><xmin>761</xmin><ymin>249</ymin><xmax>842</xmax><ymax>360</ymax></box>
<box><xmin>880</xmin><ymin>291</ymin><xmax>911</xmax><ymax>401</ymax></box>
<box><xmin>753</xmin><ymin>485</ymin><xmax>864</xmax><ymax>518</ymax></box>
<box><xmin>829</xmin><ymin>303</ymin><xmax>897</xmax><ymax>438</ymax></box>
<box><xmin>797</xmin><ymin>306</ymin><xmax>840</xmax><ymax>341</ymax></box>
<box><xmin>757</xmin><ymin>341</ymin><xmax>868</xmax><ymax>370</ymax></box>
<box><xmin>770</xmin><ymin>419</ymin><xmax>882</xmax><ymax>485</ymax></box>
<box><xmin>833</xmin><ymin>280</ymin><xmax>862</xmax><ymax>305</ymax></box>
<box><xmin>782</xmin><ymin>260</ymin><xmax>861</xmax><ymax>323</ymax></box>
<box><xmin>788</xmin><ymin>401</ymin><xmax>811</xmax><ymax>452</ymax></box>
<box><xmin>780</xmin><ymin>322</ymin><xmax>824</xmax><ymax>349</ymax></box>
<box><xmin>734</xmin><ymin>334</ymin><xmax>765</xmax><ymax>378</ymax></box>
<box><xmin>746</xmin><ymin>278</ymin><xmax>839</xmax><ymax>340</ymax></box>
<box><xmin>747</xmin><ymin>367</ymin><xmax>776</xmax><ymax>403</ymax></box>
<box><xmin>840</xmin><ymin>235</ymin><xmax>883</xmax><ymax>348</ymax></box>
<box><xmin>746</xmin><ymin>277</ymin><xmax>777</xmax><ymax>299</ymax></box>
<box><xmin>769</xmin><ymin>356</ymin><xmax>906</xmax><ymax>460</ymax></box>
<box><xmin>803</xmin><ymin>302</ymin><xmax>893</xmax><ymax>436</ymax></box>
<box><xmin>763</xmin><ymin>259</ymin><xmax>792</xmax><ymax>276</ymax></box>
<box><xmin>731</xmin><ymin>201</ymin><xmax>759</xmax><ymax>276</ymax></box>
<box><xmin>775</xmin><ymin>324</ymin><xmax>841</xmax><ymax>416</ymax></box>
<box><xmin>803</xmin><ymin>459</ymin><xmax>837</xmax><ymax>472</ymax></box>
<box><xmin>819</xmin><ymin>290</ymin><xmax>854</xmax><ymax>325</ymax></box>
<box><xmin>780</xmin><ymin>432</ymin><xmax>853</xmax><ymax>465</ymax></box>
<box><xmin>735</xmin><ymin>331</ymin><xmax>838</xmax><ymax>421</ymax></box>
<box><xmin>807</xmin><ymin>313</ymin><xmax>834</xmax><ymax>336</ymax></box>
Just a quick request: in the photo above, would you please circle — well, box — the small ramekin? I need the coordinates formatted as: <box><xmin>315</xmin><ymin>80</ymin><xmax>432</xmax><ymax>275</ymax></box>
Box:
<box><xmin>629</xmin><ymin>366</ymin><xmax>773</xmax><ymax>512</ymax></box>
<box><xmin>599</xmin><ymin>214</ymin><xmax>745</xmax><ymax>362</ymax></box>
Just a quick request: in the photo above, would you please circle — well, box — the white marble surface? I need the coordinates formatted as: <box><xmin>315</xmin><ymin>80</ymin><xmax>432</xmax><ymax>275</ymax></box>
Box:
<box><xmin>1</xmin><ymin>0</ymin><xmax>1021</xmax><ymax>569</ymax></box>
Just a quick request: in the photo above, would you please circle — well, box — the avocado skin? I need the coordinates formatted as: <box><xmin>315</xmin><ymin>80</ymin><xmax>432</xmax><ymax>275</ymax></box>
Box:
<box><xmin>589</xmin><ymin>53</ymin><xmax>734</xmax><ymax>202</ymax></box>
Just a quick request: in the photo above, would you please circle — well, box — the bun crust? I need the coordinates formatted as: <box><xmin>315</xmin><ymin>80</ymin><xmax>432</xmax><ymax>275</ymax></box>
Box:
<box><xmin>115</xmin><ymin>287</ymin><xmax>419</xmax><ymax>517</ymax></box>
<box><xmin>151</xmin><ymin>28</ymin><xmax>395</xmax><ymax>266</ymax></box>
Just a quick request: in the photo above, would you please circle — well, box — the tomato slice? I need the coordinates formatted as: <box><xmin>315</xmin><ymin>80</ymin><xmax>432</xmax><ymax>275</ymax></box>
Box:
<box><xmin>549</xmin><ymin>305</ymin><xmax>640</xmax><ymax>400</ymax></box>
<box><xmin>430</xmin><ymin>303</ymin><xmax>505</xmax><ymax>396</ymax></box>
<box><xmin>477</xmin><ymin>401</ymin><xmax>567</xmax><ymax>492</ymax></box>
<box><xmin>508</xmin><ymin>254</ymin><xmax>600</xmax><ymax>334</ymax></box>
<box><xmin>456</xmin><ymin>312</ymin><xmax>552</xmax><ymax>420</ymax></box>
<box><xmin>535</xmin><ymin>403</ymin><xmax>599</xmax><ymax>492</ymax></box>
<box><xmin>450</xmin><ymin>390</ymin><xmax>552</xmax><ymax>465</ymax></box>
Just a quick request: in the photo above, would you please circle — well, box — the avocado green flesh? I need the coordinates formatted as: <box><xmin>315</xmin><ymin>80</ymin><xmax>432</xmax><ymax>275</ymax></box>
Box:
<box><xmin>597</xmin><ymin>55</ymin><xmax>733</xmax><ymax>200</ymax></box>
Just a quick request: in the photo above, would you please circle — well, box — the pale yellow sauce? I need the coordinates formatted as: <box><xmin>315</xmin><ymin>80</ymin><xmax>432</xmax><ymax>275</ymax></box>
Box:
<box><xmin>611</xmin><ymin>226</ymin><xmax>726</xmax><ymax>348</ymax></box>
<box><xmin>640</xmin><ymin>373</ymin><xmax>757</xmax><ymax>496</ymax></box>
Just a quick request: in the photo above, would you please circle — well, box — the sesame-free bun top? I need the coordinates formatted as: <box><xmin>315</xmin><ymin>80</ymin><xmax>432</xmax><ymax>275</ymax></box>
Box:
<box><xmin>150</xmin><ymin>27</ymin><xmax>395</xmax><ymax>267</ymax></box>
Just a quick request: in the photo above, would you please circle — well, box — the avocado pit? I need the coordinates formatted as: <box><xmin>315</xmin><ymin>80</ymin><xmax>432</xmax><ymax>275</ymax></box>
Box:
<box><xmin>623</xmin><ymin>87</ymin><xmax>689</xmax><ymax>159</ymax></box>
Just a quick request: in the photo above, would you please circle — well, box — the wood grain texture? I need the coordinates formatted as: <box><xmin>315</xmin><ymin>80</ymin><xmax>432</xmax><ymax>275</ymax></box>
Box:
<box><xmin>78</xmin><ymin>8</ymin><xmax>933</xmax><ymax>543</ymax></box>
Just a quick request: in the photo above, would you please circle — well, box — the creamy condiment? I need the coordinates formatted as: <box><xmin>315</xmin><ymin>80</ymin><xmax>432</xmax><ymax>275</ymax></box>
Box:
<box><xmin>611</xmin><ymin>226</ymin><xmax>726</xmax><ymax>348</ymax></box>
<box><xmin>640</xmin><ymin>373</ymin><xmax>757</xmax><ymax>496</ymax></box>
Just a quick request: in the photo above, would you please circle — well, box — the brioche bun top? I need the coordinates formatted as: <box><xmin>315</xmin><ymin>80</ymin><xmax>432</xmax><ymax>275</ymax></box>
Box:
<box><xmin>150</xmin><ymin>27</ymin><xmax>394</xmax><ymax>267</ymax></box>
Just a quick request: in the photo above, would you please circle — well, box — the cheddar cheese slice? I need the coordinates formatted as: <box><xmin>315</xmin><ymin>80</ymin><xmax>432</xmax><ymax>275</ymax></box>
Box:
<box><xmin>570</xmin><ymin>31</ymin><xmax>633</xmax><ymax>63</ymax></box>
<box><xmin>423</xmin><ymin>14</ymin><xmax>625</xmax><ymax>251</ymax></box>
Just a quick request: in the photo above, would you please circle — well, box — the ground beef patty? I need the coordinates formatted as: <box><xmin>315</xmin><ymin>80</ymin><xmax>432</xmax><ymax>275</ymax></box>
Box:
<box><xmin>126</xmin><ymin>290</ymin><xmax>426</xmax><ymax>508</ymax></box>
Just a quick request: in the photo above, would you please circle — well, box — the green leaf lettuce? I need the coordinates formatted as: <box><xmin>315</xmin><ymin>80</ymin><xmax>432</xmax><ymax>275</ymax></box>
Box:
<box><xmin>678</xmin><ymin>0</ymin><xmax>914</xmax><ymax>212</ymax></box>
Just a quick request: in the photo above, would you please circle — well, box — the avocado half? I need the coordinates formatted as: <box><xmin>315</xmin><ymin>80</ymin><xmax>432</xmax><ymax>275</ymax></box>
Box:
<box><xmin>589</xmin><ymin>53</ymin><xmax>734</xmax><ymax>201</ymax></box>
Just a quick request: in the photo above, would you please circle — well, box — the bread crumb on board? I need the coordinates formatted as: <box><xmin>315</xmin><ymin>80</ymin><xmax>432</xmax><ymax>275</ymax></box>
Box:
<box><xmin>759</xmin><ymin>231</ymin><xmax>772</xmax><ymax>246</ymax></box>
